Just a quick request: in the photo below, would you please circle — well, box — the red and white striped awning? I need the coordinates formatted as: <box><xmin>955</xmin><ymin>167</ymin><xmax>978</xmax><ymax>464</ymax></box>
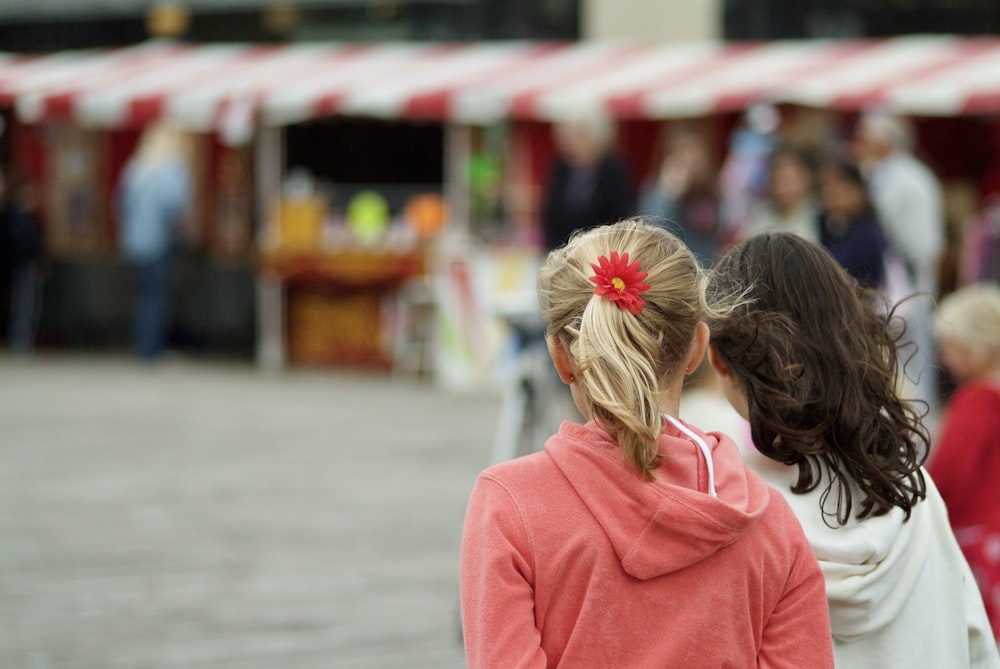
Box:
<box><xmin>1</xmin><ymin>35</ymin><xmax>999</xmax><ymax>132</ymax></box>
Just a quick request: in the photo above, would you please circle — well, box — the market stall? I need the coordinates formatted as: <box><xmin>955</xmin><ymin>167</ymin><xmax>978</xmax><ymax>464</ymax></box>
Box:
<box><xmin>2</xmin><ymin>36</ymin><xmax>1000</xmax><ymax>379</ymax></box>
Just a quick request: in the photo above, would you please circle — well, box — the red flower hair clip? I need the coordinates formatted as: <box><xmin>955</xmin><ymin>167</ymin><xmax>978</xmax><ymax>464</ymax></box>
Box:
<box><xmin>588</xmin><ymin>251</ymin><xmax>651</xmax><ymax>315</ymax></box>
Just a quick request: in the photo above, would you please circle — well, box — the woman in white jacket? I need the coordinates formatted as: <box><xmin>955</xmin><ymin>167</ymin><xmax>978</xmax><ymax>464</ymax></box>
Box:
<box><xmin>705</xmin><ymin>232</ymin><xmax>999</xmax><ymax>668</ymax></box>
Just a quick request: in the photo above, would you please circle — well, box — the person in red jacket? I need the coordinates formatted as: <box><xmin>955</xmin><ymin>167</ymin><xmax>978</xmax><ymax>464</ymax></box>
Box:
<box><xmin>460</xmin><ymin>219</ymin><xmax>833</xmax><ymax>668</ymax></box>
<box><xmin>932</xmin><ymin>282</ymin><xmax>1000</xmax><ymax>648</ymax></box>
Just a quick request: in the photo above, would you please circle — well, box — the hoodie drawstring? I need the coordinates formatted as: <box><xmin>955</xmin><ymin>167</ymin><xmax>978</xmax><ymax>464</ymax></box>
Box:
<box><xmin>664</xmin><ymin>414</ymin><xmax>717</xmax><ymax>498</ymax></box>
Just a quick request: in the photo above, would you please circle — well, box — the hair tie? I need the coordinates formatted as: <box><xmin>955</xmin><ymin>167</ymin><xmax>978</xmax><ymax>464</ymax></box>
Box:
<box><xmin>588</xmin><ymin>251</ymin><xmax>651</xmax><ymax>315</ymax></box>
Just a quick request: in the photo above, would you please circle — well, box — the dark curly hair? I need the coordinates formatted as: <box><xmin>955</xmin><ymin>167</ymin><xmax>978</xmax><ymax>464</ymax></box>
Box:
<box><xmin>706</xmin><ymin>233</ymin><xmax>927</xmax><ymax>525</ymax></box>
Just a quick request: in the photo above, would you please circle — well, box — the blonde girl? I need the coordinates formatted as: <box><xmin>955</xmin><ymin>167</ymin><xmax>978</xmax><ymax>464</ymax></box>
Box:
<box><xmin>460</xmin><ymin>219</ymin><xmax>833</xmax><ymax>668</ymax></box>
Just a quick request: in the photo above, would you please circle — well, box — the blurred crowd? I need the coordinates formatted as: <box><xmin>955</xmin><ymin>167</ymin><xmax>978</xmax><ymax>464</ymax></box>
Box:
<box><xmin>541</xmin><ymin>106</ymin><xmax>1000</xmax><ymax>417</ymax></box>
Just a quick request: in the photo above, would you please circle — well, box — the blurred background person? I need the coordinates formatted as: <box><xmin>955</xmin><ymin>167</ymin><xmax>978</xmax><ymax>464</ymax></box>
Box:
<box><xmin>855</xmin><ymin>110</ymin><xmax>946</xmax><ymax>422</ymax></box>
<box><xmin>540</xmin><ymin>113</ymin><xmax>633</xmax><ymax>253</ymax></box>
<box><xmin>960</xmin><ymin>194</ymin><xmax>1000</xmax><ymax>286</ymax></box>
<box><xmin>638</xmin><ymin>127</ymin><xmax>721</xmax><ymax>268</ymax></box>
<box><xmin>930</xmin><ymin>282</ymin><xmax>1000</xmax><ymax>648</ymax></box>
<box><xmin>639</xmin><ymin>129</ymin><xmax>742</xmax><ymax>451</ymax></box>
<box><xmin>1</xmin><ymin>171</ymin><xmax>46</xmax><ymax>353</ymax></box>
<box><xmin>116</xmin><ymin>123</ymin><xmax>192</xmax><ymax>363</ymax></box>
<box><xmin>817</xmin><ymin>159</ymin><xmax>887</xmax><ymax>290</ymax></box>
<box><xmin>718</xmin><ymin>101</ymin><xmax>780</xmax><ymax>243</ymax></box>
<box><xmin>746</xmin><ymin>143</ymin><xmax>820</xmax><ymax>242</ymax></box>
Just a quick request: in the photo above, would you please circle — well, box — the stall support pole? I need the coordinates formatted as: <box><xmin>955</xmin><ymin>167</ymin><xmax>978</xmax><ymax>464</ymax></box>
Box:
<box><xmin>444</xmin><ymin>123</ymin><xmax>472</xmax><ymax>235</ymax></box>
<box><xmin>254</xmin><ymin>124</ymin><xmax>286</xmax><ymax>372</ymax></box>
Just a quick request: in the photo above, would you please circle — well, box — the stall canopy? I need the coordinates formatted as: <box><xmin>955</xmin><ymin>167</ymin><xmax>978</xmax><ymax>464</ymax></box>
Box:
<box><xmin>1</xmin><ymin>35</ymin><xmax>999</xmax><ymax>133</ymax></box>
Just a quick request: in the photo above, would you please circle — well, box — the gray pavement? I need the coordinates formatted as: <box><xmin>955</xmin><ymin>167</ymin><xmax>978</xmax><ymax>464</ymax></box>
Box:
<box><xmin>0</xmin><ymin>354</ymin><xmax>502</xmax><ymax>669</ymax></box>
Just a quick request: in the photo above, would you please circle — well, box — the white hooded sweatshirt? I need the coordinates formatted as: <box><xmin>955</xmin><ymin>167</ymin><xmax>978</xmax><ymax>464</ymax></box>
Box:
<box><xmin>745</xmin><ymin>452</ymin><xmax>1000</xmax><ymax>669</ymax></box>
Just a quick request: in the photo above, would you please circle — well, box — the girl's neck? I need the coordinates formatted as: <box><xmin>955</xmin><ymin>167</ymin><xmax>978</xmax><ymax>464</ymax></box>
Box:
<box><xmin>656</xmin><ymin>388</ymin><xmax>682</xmax><ymax>420</ymax></box>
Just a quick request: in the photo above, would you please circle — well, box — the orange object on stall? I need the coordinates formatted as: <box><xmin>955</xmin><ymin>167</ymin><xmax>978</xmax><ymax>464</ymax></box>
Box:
<box><xmin>404</xmin><ymin>193</ymin><xmax>449</xmax><ymax>239</ymax></box>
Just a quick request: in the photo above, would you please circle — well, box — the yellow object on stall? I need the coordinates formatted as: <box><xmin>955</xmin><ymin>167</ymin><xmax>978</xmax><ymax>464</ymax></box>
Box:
<box><xmin>274</xmin><ymin>196</ymin><xmax>325</xmax><ymax>251</ymax></box>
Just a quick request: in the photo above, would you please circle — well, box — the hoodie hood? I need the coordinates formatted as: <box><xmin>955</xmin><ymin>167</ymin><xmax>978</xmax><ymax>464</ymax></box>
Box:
<box><xmin>544</xmin><ymin>419</ymin><xmax>771</xmax><ymax>580</ymax></box>
<box><xmin>744</xmin><ymin>452</ymin><xmax>931</xmax><ymax>640</ymax></box>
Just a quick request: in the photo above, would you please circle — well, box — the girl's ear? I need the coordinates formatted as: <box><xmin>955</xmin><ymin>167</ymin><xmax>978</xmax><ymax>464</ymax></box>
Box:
<box><xmin>546</xmin><ymin>334</ymin><xmax>577</xmax><ymax>385</ymax></box>
<box><xmin>708</xmin><ymin>343</ymin><xmax>751</xmax><ymax>420</ymax></box>
<box><xmin>686</xmin><ymin>322</ymin><xmax>710</xmax><ymax>374</ymax></box>
<box><xmin>707</xmin><ymin>343</ymin><xmax>731</xmax><ymax>378</ymax></box>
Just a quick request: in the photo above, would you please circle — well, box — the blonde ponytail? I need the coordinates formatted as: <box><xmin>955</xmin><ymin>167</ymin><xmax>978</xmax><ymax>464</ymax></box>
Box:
<box><xmin>538</xmin><ymin>218</ymin><xmax>709</xmax><ymax>479</ymax></box>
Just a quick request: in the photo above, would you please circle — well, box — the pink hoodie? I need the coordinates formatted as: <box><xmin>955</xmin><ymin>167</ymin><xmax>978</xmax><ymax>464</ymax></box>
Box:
<box><xmin>461</xmin><ymin>419</ymin><xmax>833</xmax><ymax>668</ymax></box>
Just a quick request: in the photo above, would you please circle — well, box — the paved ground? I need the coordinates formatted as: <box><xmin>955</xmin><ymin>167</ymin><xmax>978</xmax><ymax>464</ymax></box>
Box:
<box><xmin>0</xmin><ymin>354</ymin><xmax>502</xmax><ymax>669</ymax></box>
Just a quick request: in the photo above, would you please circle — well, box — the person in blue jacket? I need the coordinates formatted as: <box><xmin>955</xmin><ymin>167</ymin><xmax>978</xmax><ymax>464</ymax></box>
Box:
<box><xmin>116</xmin><ymin>123</ymin><xmax>192</xmax><ymax>362</ymax></box>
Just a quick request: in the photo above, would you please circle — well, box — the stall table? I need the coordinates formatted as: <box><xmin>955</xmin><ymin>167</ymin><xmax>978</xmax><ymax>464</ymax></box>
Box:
<box><xmin>257</xmin><ymin>248</ymin><xmax>425</xmax><ymax>370</ymax></box>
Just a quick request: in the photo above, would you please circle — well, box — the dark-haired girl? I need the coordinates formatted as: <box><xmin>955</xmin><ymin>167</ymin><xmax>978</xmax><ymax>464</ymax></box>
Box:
<box><xmin>706</xmin><ymin>232</ymin><xmax>999</xmax><ymax>668</ymax></box>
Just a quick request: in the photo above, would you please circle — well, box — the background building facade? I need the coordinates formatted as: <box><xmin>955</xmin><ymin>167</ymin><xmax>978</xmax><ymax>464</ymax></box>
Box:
<box><xmin>3</xmin><ymin>0</ymin><xmax>1000</xmax><ymax>52</ymax></box>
